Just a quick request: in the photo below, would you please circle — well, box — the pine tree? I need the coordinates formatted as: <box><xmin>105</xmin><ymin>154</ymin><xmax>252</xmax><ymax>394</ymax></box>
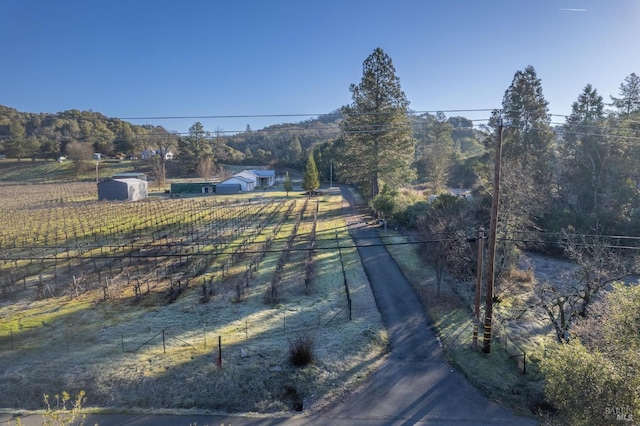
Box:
<box><xmin>610</xmin><ymin>72</ymin><xmax>640</xmax><ymax>116</ymax></box>
<box><xmin>481</xmin><ymin>66</ymin><xmax>555</xmax><ymax>283</ymax></box>
<box><xmin>339</xmin><ymin>48</ymin><xmax>416</xmax><ymax>198</ymax></box>
<box><xmin>283</xmin><ymin>171</ymin><xmax>293</xmax><ymax>196</ymax></box>
<box><xmin>302</xmin><ymin>153</ymin><xmax>320</xmax><ymax>196</ymax></box>
<box><xmin>559</xmin><ymin>84</ymin><xmax>640</xmax><ymax>233</ymax></box>
<box><xmin>178</xmin><ymin>122</ymin><xmax>213</xmax><ymax>173</ymax></box>
<box><xmin>500</xmin><ymin>65</ymin><xmax>554</xmax><ymax>187</ymax></box>
<box><xmin>561</xmin><ymin>84</ymin><xmax>610</xmax><ymax>217</ymax></box>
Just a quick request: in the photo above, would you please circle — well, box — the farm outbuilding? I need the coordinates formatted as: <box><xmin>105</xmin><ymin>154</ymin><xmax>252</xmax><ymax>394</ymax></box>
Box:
<box><xmin>112</xmin><ymin>172</ymin><xmax>148</xmax><ymax>181</ymax></box>
<box><xmin>171</xmin><ymin>182</ymin><xmax>216</xmax><ymax>194</ymax></box>
<box><xmin>220</xmin><ymin>176</ymin><xmax>255</xmax><ymax>192</ymax></box>
<box><xmin>234</xmin><ymin>171</ymin><xmax>258</xmax><ymax>187</ymax></box>
<box><xmin>98</xmin><ymin>178</ymin><xmax>148</xmax><ymax>201</ymax></box>
<box><xmin>215</xmin><ymin>183</ymin><xmax>242</xmax><ymax>194</ymax></box>
<box><xmin>250</xmin><ymin>169</ymin><xmax>276</xmax><ymax>187</ymax></box>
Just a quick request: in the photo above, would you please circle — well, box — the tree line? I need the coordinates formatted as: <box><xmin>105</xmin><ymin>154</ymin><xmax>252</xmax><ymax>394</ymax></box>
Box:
<box><xmin>332</xmin><ymin>50</ymin><xmax>638</xmax><ymax>424</ymax></box>
<box><xmin>336</xmin><ymin>50</ymin><xmax>640</xmax><ymax>241</ymax></box>
<box><xmin>0</xmin><ymin>107</ymin><xmax>175</xmax><ymax>161</ymax></box>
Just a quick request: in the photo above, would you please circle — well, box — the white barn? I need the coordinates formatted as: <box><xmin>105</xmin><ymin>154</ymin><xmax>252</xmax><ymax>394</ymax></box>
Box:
<box><xmin>234</xmin><ymin>170</ymin><xmax>258</xmax><ymax>186</ymax></box>
<box><xmin>220</xmin><ymin>176</ymin><xmax>255</xmax><ymax>192</ymax></box>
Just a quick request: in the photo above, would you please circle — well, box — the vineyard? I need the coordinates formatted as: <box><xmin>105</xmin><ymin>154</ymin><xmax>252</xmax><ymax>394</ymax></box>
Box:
<box><xmin>0</xmin><ymin>182</ymin><xmax>387</xmax><ymax>413</ymax></box>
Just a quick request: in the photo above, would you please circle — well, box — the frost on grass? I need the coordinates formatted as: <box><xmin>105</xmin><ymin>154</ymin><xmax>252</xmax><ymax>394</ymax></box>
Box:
<box><xmin>0</xmin><ymin>188</ymin><xmax>387</xmax><ymax>413</ymax></box>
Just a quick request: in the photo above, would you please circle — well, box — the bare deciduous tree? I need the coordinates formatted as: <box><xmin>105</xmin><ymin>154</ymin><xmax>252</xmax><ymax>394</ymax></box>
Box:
<box><xmin>65</xmin><ymin>141</ymin><xmax>93</xmax><ymax>176</ymax></box>
<box><xmin>535</xmin><ymin>232</ymin><xmax>628</xmax><ymax>343</ymax></box>
<box><xmin>195</xmin><ymin>156</ymin><xmax>216</xmax><ymax>179</ymax></box>
<box><xmin>417</xmin><ymin>194</ymin><xmax>475</xmax><ymax>296</ymax></box>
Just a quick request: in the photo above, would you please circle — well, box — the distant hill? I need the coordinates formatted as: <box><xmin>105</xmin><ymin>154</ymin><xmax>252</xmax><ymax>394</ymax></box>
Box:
<box><xmin>0</xmin><ymin>105</ymin><xmax>174</xmax><ymax>161</ymax></box>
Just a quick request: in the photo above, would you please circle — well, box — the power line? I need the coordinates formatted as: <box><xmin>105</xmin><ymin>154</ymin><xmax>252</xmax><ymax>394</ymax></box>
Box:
<box><xmin>118</xmin><ymin>108</ymin><xmax>499</xmax><ymax>121</ymax></box>
<box><xmin>8</xmin><ymin>235</ymin><xmax>640</xmax><ymax>262</ymax></box>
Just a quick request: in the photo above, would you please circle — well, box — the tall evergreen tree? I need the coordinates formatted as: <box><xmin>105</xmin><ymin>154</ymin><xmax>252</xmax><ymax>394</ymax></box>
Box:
<box><xmin>302</xmin><ymin>153</ymin><xmax>320</xmax><ymax>196</ymax></box>
<box><xmin>499</xmin><ymin>65</ymin><xmax>555</xmax><ymax>187</ymax></box>
<box><xmin>113</xmin><ymin>121</ymin><xmax>136</xmax><ymax>155</ymax></box>
<box><xmin>339</xmin><ymin>48</ymin><xmax>416</xmax><ymax>198</ymax></box>
<box><xmin>481</xmin><ymin>66</ymin><xmax>554</xmax><ymax>284</ymax></box>
<box><xmin>560</xmin><ymin>85</ymin><xmax>610</xmax><ymax>218</ymax></box>
<box><xmin>178</xmin><ymin>122</ymin><xmax>213</xmax><ymax>173</ymax></box>
<box><xmin>559</xmin><ymin>84</ymin><xmax>640</xmax><ymax>232</ymax></box>
<box><xmin>610</xmin><ymin>72</ymin><xmax>640</xmax><ymax>116</ymax></box>
<box><xmin>565</xmin><ymin>84</ymin><xmax>605</xmax><ymax>127</ymax></box>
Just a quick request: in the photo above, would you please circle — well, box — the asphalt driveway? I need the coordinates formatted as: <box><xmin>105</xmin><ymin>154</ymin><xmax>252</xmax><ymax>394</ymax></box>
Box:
<box><xmin>296</xmin><ymin>187</ymin><xmax>536</xmax><ymax>425</ymax></box>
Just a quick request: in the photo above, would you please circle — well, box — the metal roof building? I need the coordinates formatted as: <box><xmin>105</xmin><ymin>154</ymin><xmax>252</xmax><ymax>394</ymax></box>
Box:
<box><xmin>171</xmin><ymin>182</ymin><xmax>215</xmax><ymax>194</ymax></box>
<box><xmin>215</xmin><ymin>183</ymin><xmax>242</xmax><ymax>194</ymax></box>
<box><xmin>112</xmin><ymin>172</ymin><xmax>148</xmax><ymax>181</ymax></box>
<box><xmin>250</xmin><ymin>169</ymin><xmax>276</xmax><ymax>186</ymax></box>
<box><xmin>220</xmin><ymin>176</ymin><xmax>255</xmax><ymax>192</ymax></box>
<box><xmin>98</xmin><ymin>178</ymin><xmax>148</xmax><ymax>201</ymax></box>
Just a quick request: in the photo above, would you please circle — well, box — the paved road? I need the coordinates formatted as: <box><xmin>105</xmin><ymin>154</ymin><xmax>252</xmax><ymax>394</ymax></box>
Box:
<box><xmin>295</xmin><ymin>187</ymin><xmax>536</xmax><ymax>425</ymax></box>
<box><xmin>1</xmin><ymin>187</ymin><xmax>537</xmax><ymax>426</ymax></box>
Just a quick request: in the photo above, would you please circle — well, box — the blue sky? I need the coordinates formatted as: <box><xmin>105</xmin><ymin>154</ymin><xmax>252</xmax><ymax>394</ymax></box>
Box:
<box><xmin>1</xmin><ymin>0</ymin><xmax>639</xmax><ymax>134</ymax></box>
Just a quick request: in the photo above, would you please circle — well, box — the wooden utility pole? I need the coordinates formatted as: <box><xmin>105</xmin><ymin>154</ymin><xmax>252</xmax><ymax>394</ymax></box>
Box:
<box><xmin>472</xmin><ymin>227</ymin><xmax>485</xmax><ymax>349</ymax></box>
<box><xmin>482</xmin><ymin>119</ymin><xmax>504</xmax><ymax>354</ymax></box>
<box><xmin>330</xmin><ymin>159</ymin><xmax>333</xmax><ymax>188</ymax></box>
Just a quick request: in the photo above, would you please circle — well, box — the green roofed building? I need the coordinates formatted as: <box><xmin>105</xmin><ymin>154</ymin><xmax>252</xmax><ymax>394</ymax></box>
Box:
<box><xmin>171</xmin><ymin>182</ymin><xmax>215</xmax><ymax>194</ymax></box>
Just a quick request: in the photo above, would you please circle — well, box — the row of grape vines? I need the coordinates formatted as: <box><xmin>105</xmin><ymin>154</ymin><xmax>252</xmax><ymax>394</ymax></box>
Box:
<box><xmin>0</xmin><ymin>182</ymin><xmax>306</xmax><ymax>304</ymax></box>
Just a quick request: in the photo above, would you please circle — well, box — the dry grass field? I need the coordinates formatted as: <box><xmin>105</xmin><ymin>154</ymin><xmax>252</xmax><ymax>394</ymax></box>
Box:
<box><xmin>0</xmin><ymin>182</ymin><xmax>387</xmax><ymax>414</ymax></box>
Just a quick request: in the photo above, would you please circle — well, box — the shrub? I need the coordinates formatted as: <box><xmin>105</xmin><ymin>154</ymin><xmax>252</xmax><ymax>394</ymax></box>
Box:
<box><xmin>42</xmin><ymin>390</ymin><xmax>87</xmax><ymax>426</ymax></box>
<box><xmin>288</xmin><ymin>335</ymin><xmax>314</xmax><ymax>366</ymax></box>
<box><xmin>540</xmin><ymin>341</ymin><xmax>637</xmax><ymax>425</ymax></box>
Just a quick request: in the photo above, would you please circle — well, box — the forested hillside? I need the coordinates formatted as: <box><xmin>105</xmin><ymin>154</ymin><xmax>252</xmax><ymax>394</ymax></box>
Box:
<box><xmin>0</xmin><ymin>104</ymin><xmax>486</xmax><ymax>185</ymax></box>
<box><xmin>0</xmin><ymin>105</ymin><xmax>174</xmax><ymax>161</ymax></box>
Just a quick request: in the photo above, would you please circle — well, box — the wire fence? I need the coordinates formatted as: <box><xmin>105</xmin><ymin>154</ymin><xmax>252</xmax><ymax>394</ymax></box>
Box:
<box><xmin>0</xmin><ymin>302</ymin><xmax>354</xmax><ymax>355</ymax></box>
<box><xmin>492</xmin><ymin>319</ymin><xmax>528</xmax><ymax>374</ymax></box>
